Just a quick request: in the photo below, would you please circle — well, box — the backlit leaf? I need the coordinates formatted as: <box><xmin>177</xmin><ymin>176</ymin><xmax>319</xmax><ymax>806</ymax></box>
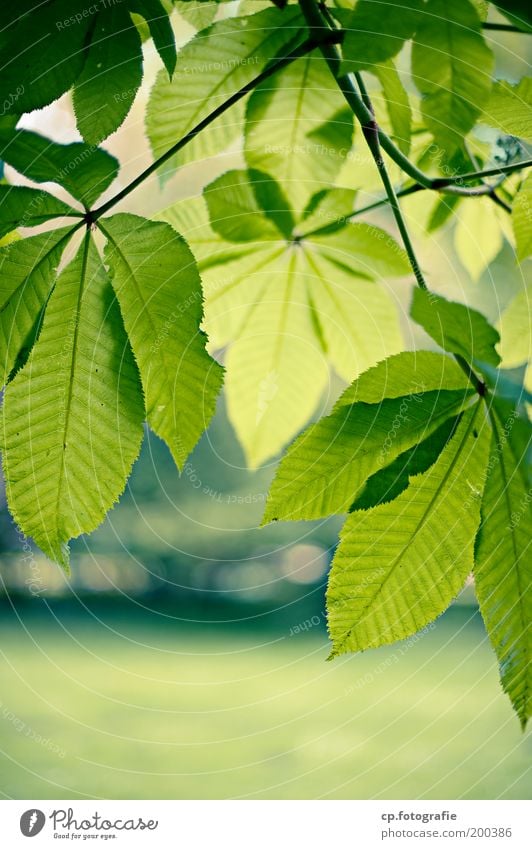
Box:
<box><xmin>1</xmin><ymin>235</ymin><xmax>145</xmax><ymax>570</ymax></box>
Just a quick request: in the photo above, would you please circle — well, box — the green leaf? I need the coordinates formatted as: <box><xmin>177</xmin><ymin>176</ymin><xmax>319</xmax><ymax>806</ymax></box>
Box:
<box><xmin>0</xmin><ymin>227</ymin><xmax>75</xmax><ymax>387</ymax></box>
<box><xmin>371</xmin><ymin>59</ymin><xmax>412</xmax><ymax>155</ymax></box>
<box><xmin>411</xmin><ymin>288</ymin><xmax>501</xmax><ymax>367</ymax></box>
<box><xmin>350</xmin><ymin>413</ymin><xmax>460</xmax><ymax>510</ymax></box>
<box><xmin>145</xmin><ymin>7</ymin><xmax>306</xmax><ymax>181</ymax></box>
<box><xmin>296</xmin><ymin>187</ymin><xmax>357</xmax><ymax>237</ymax></box>
<box><xmin>1</xmin><ymin>235</ymin><xmax>145</xmax><ymax>570</ymax></box>
<box><xmin>327</xmin><ymin>402</ymin><xmax>490</xmax><ymax>656</ymax></box>
<box><xmin>0</xmin><ymin>0</ymin><xmax>93</xmax><ymax>116</ymax></box>
<box><xmin>264</xmin><ymin>386</ymin><xmax>474</xmax><ymax>522</ymax></box>
<box><xmin>73</xmin><ymin>5</ymin><xmax>144</xmax><ymax>145</ymax></box>
<box><xmin>128</xmin><ymin>0</ymin><xmax>177</xmax><ymax>77</ymax></box>
<box><xmin>204</xmin><ymin>170</ymin><xmax>290</xmax><ymax>242</ymax></box>
<box><xmin>481</xmin><ymin>77</ymin><xmax>532</xmax><ymax>141</ymax></box>
<box><xmin>0</xmin><ymin>186</ymin><xmax>79</xmax><ymax>241</ymax></box>
<box><xmin>475</xmin><ymin>402</ymin><xmax>532</xmax><ymax>727</ymax></box>
<box><xmin>102</xmin><ymin>214</ymin><xmax>224</xmax><ymax>468</ymax></box>
<box><xmin>454</xmin><ymin>197</ymin><xmax>504</xmax><ymax>282</ymax></box>
<box><xmin>245</xmin><ymin>52</ymin><xmax>354</xmax><ymax>215</ymax></box>
<box><xmin>478</xmin><ymin>364</ymin><xmax>532</xmax><ymax>408</ymax></box>
<box><xmin>512</xmin><ymin>172</ymin><xmax>532</xmax><ymax>261</ymax></box>
<box><xmin>0</xmin><ymin>130</ymin><xmax>119</xmax><ymax>208</ymax></box>
<box><xmin>497</xmin><ymin>281</ymin><xmax>531</xmax><ymax>368</ymax></box>
<box><xmin>411</xmin><ymin>0</ymin><xmax>493</xmax><ymax>151</ymax></box>
<box><xmin>334</xmin><ymin>1</ymin><xmax>423</xmax><ymax>74</ymax></box>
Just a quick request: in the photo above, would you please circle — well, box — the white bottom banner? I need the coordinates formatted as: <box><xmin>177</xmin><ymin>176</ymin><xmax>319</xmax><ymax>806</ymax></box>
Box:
<box><xmin>0</xmin><ymin>800</ymin><xmax>529</xmax><ymax>848</ymax></box>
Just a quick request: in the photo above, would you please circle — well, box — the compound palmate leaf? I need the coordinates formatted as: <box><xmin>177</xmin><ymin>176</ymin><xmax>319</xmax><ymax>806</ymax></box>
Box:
<box><xmin>475</xmin><ymin>401</ymin><xmax>532</xmax><ymax>727</ymax></box>
<box><xmin>102</xmin><ymin>214</ymin><xmax>224</xmax><ymax>469</ymax></box>
<box><xmin>327</xmin><ymin>402</ymin><xmax>491</xmax><ymax>656</ymax></box>
<box><xmin>1</xmin><ymin>235</ymin><xmax>145</xmax><ymax>571</ymax></box>
<box><xmin>0</xmin><ymin>186</ymin><xmax>80</xmax><ymax>241</ymax></box>
<box><xmin>73</xmin><ymin>4</ymin><xmax>144</xmax><ymax>145</ymax></box>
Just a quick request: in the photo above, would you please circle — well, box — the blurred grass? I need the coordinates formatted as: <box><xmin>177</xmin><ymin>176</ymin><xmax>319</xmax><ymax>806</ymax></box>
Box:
<box><xmin>0</xmin><ymin>602</ymin><xmax>529</xmax><ymax>800</ymax></box>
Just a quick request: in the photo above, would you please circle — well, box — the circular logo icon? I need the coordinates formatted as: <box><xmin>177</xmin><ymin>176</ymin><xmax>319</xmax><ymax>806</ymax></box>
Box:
<box><xmin>20</xmin><ymin>810</ymin><xmax>46</xmax><ymax>837</ymax></box>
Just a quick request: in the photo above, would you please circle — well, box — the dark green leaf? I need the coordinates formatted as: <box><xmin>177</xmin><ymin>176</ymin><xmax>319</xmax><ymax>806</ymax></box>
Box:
<box><xmin>411</xmin><ymin>0</ymin><xmax>493</xmax><ymax>151</ymax></box>
<box><xmin>0</xmin><ymin>129</ymin><xmax>119</xmax><ymax>208</ymax></box>
<box><xmin>296</xmin><ymin>188</ymin><xmax>357</xmax><ymax>237</ymax></box>
<box><xmin>204</xmin><ymin>170</ymin><xmax>291</xmax><ymax>242</ymax></box>
<box><xmin>128</xmin><ymin>0</ymin><xmax>177</xmax><ymax>77</ymax></box>
<box><xmin>2</xmin><ymin>235</ymin><xmax>145</xmax><ymax>571</ymax></box>
<box><xmin>492</xmin><ymin>1</ymin><xmax>532</xmax><ymax>30</ymax></box>
<box><xmin>0</xmin><ymin>0</ymin><xmax>92</xmax><ymax>116</ymax></box>
<box><xmin>350</xmin><ymin>414</ymin><xmax>460</xmax><ymax>510</ymax></box>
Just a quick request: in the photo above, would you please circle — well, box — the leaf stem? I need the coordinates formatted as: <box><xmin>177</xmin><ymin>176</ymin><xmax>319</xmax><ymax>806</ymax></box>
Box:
<box><xmin>89</xmin><ymin>30</ymin><xmax>343</xmax><ymax>222</ymax></box>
